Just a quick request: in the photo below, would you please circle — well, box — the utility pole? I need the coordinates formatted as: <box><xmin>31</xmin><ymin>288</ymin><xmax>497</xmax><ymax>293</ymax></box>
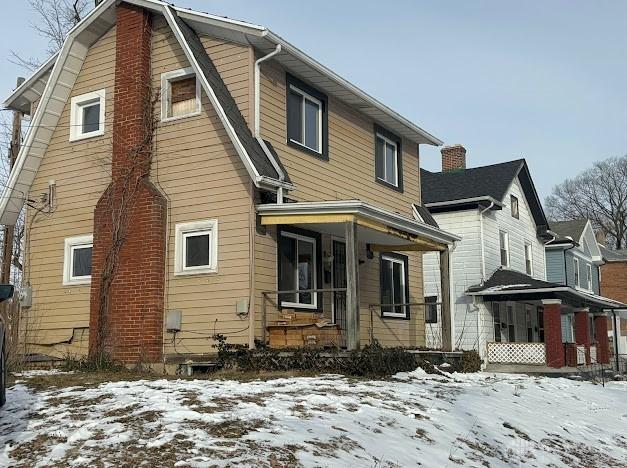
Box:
<box><xmin>0</xmin><ymin>77</ymin><xmax>25</xmax><ymax>284</ymax></box>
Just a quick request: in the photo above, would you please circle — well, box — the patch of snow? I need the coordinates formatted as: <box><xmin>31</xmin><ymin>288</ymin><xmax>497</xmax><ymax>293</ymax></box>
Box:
<box><xmin>0</xmin><ymin>371</ymin><xmax>626</xmax><ymax>467</ymax></box>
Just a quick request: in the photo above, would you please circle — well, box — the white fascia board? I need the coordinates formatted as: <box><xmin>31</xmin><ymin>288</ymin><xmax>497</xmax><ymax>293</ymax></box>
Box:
<box><xmin>468</xmin><ymin>286</ymin><xmax>625</xmax><ymax>308</ymax></box>
<box><xmin>425</xmin><ymin>196</ymin><xmax>504</xmax><ymax>209</ymax></box>
<box><xmin>3</xmin><ymin>53</ymin><xmax>58</xmax><ymax>111</ymax></box>
<box><xmin>257</xmin><ymin>200</ymin><xmax>460</xmax><ymax>245</ymax></box>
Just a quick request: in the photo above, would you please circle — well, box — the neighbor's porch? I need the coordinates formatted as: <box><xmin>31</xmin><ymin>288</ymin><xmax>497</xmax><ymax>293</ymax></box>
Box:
<box><xmin>255</xmin><ymin>201</ymin><xmax>459</xmax><ymax>351</ymax></box>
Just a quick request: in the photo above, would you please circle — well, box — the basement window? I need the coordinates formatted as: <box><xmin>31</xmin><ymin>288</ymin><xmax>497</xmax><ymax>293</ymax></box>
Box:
<box><xmin>161</xmin><ymin>68</ymin><xmax>201</xmax><ymax>121</ymax></box>
<box><xmin>63</xmin><ymin>235</ymin><xmax>93</xmax><ymax>285</ymax></box>
<box><xmin>69</xmin><ymin>90</ymin><xmax>106</xmax><ymax>141</ymax></box>
<box><xmin>175</xmin><ymin>220</ymin><xmax>218</xmax><ymax>275</ymax></box>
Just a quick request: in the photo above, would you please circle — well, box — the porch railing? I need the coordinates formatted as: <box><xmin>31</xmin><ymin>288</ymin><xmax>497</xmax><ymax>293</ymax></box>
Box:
<box><xmin>486</xmin><ymin>342</ymin><xmax>547</xmax><ymax>365</ymax></box>
<box><xmin>368</xmin><ymin>303</ymin><xmax>443</xmax><ymax>349</ymax></box>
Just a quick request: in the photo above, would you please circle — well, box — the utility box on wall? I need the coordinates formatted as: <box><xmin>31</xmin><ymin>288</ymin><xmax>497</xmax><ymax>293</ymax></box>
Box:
<box><xmin>166</xmin><ymin>309</ymin><xmax>182</xmax><ymax>332</ymax></box>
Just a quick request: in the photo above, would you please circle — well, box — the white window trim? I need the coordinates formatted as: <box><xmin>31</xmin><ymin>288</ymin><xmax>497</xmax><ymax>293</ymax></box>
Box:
<box><xmin>161</xmin><ymin>68</ymin><xmax>202</xmax><ymax>122</ymax></box>
<box><xmin>381</xmin><ymin>254</ymin><xmax>407</xmax><ymax>318</ymax></box>
<box><xmin>524</xmin><ymin>241</ymin><xmax>533</xmax><ymax>276</ymax></box>
<box><xmin>499</xmin><ymin>231</ymin><xmax>510</xmax><ymax>267</ymax></box>
<box><xmin>288</xmin><ymin>84</ymin><xmax>323</xmax><ymax>154</ymax></box>
<box><xmin>375</xmin><ymin>132</ymin><xmax>399</xmax><ymax>187</ymax></box>
<box><xmin>280</xmin><ymin>231</ymin><xmax>318</xmax><ymax>310</ymax></box>
<box><xmin>69</xmin><ymin>90</ymin><xmax>106</xmax><ymax>142</ymax></box>
<box><xmin>510</xmin><ymin>195</ymin><xmax>519</xmax><ymax>219</ymax></box>
<box><xmin>573</xmin><ymin>258</ymin><xmax>580</xmax><ymax>288</ymax></box>
<box><xmin>63</xmin><ymin>235</ymin><xmax>93</xmax><ymax>285</ymax></box>
<box><xmin>586</xmin><ymin>264</ymin><xmax>593</xmax><ymax>291</ymax></box>
<box><xmin>174</xmin><ymin>219</ymin><xmax>218</xmax><ymax>276</ymax></box>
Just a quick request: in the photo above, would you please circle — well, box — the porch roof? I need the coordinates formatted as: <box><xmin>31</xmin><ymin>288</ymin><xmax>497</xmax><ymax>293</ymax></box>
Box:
<box><xmin>257</xmin><ymin>200</ymin><xmax>460</xmax><ymax>252</ymax></box>
<box><xmin>467</xmin><ymin>268</ymin><xmax>627</xmax><ymax>313</ymax></box>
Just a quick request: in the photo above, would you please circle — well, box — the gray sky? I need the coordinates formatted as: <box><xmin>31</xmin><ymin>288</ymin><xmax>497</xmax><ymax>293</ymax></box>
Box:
<box><xmin>2</xmin><ymin>0</ymin><xmax>626</xmax><ymax>199</ymax></box>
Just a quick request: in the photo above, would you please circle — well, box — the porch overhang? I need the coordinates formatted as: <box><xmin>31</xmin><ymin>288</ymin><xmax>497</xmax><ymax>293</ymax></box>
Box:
<box><xmin>257</xmin><ymin>200</ymin><xmax>460</xmax><ymax>252</ymax></box>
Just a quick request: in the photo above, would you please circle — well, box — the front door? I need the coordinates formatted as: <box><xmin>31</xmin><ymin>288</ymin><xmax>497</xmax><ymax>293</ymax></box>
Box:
<box><xmin>332</xmin><ymin>240</ymin><xmax>347</xmax><ymax>333</ymax></box>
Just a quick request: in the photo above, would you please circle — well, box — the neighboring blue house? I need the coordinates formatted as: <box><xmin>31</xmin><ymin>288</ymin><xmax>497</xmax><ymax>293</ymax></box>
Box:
<box><xmin>546</xmin><ymin>219</ymin><xmax>603</xmax><ymax>294</ymax></box>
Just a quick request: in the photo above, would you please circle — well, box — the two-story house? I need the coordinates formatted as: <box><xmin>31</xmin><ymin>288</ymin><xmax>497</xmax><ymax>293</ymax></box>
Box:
<box><xmin>422</xmin><ymin>146</ymin><xmax>623</xmax><ymax>369</ymax></box>
<box><xmin>598</xmin><ymin>244</ymin><xmax>627</xmax><ymax>366</ymax></box>
<box><xmin>0</xmin><ymin>0</ymin><xmax>459</xmax><ymax>367</ymax></box>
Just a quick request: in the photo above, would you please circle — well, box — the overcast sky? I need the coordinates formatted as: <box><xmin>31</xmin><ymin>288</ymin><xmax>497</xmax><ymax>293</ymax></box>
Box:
<box><xmin>2</xmin><ymin>0</ymin><xmax>626</xmax><ymax>200</ymax></box>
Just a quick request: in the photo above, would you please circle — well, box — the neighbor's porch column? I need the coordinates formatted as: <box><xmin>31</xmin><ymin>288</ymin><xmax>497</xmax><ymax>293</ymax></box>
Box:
<box><xmin>594</xmin><ymin>314</ymin><xmax>610</xmax><ymax>364</ymax></box>
<box><xmin>345</xmin><ymin>220</ymin><xmax>360</xmax><ymax>350</ymax></box>
<box><xmin>440</xmin><ymin>246</ymin><xmax>453</xmax><ymax>352</ymax></box>
<box><xmin>542</xmin><ymin>299</ymin><xmax>564</xmax><ymax>368</ymax></box>
<box><xmin>574</xmin><ymin>308</ymin><xmax>591</xmax><ymax>365</ymax></box>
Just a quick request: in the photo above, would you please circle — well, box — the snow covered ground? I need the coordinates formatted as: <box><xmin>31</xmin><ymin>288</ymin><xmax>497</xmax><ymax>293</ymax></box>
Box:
<box><xmin>1</xmin><ymin>369</ymin><xmax>626</xmax><ymax>467</ymax></box>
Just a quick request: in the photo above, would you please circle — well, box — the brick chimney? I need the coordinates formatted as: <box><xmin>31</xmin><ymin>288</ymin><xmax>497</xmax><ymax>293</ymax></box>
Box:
<box><xmin>89</xmin><ymin>4</ymin><xmax>167</xmax><ymax>364</ymax></box>
<box><xmin>441</xmin><ymin>144</ymin><xmax>467</xmax><ymax>172</ymax></box>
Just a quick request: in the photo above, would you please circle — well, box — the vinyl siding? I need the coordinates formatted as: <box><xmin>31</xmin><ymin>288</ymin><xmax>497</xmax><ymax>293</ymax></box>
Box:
<box><xmin>23</xmin><ymin>26</ymin><xmax>116</xmax><ymax>357</ymax></box>
<box><xmin>545</xmin><ymin>249</ymin><xmax>566</xmax><ymax>284</ymax></box>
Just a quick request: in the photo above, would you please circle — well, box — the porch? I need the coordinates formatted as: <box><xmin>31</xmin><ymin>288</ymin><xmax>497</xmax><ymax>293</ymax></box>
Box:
<box><xmin>255</xmin><ymin>201</ymin><xmax>459</xmax><ymax>351</ymax></box>
<box><xmin>467</xmin><ymin>269</ymin><xmax>624</xmax><ymax>369</ymax></box>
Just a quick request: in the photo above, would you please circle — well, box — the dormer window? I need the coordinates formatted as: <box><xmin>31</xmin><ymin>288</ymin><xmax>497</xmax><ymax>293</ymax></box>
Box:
<box><xmin>511</xmin><ymin>195</ymin><xmax>519</xmax><ymax>219</ymax></box>
<box><xmin>70</xmin><ymin>90</ymin><xmax>106</xmax><ymax>141</ymax></box>
<box><xmin>161</xmin><ymin>68</ymin><xmax>201</xmax><ymax>121</ymax></box>
<box><xmin>286</xmin><ymin>74</ymin><xmax>328</xmax><ymax>159</ymax></box>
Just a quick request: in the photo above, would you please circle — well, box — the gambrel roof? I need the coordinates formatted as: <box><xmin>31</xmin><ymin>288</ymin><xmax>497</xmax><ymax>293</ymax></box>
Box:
<box><xmin>1</xmin><ymin>0</ymin><xmax>442</xmax><ymax>224</ymax></box>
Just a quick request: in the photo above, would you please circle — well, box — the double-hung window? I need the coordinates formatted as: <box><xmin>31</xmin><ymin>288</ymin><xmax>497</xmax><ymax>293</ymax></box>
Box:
<box><xmin>279</xmin><ymin>229</ymin><xmax>319</xmax><ymax>309</ymax></box>
<box><xmin>374</xmin><ymin>125</ymin><xmax>403</xmax><ymax>191</ymax></box>
<box><xmin>499</xmin><ymin>231</ymin><xmax>510</xmax><ymax>267</ymax></box>
<box><xmin>380</xmin><ymin>253</ymin><xmax>409</xmax><ymax>319</ymax></box>
<box><xmin>586</xmin><ymin>264</ymin><xmax>592</xmax><ymax>290</ymax></box>
<box><xmin>524</xmin><ymin>242</ymin><xmax>533</xmax><ymax>276</ymax></box>
<box><xmin>573</xmin><ymin>258</ymin><xmax>580</xmax><ymax>287</ymax></box>
<box><xmin>70</xmin><ymin>90</ymin><xmax>106</xmax><ymax>141</ymax></box>
<box><xmin>175</xmin><ymin>220</ymin><xmax>218</xmax><ymax>275</ymax></box>
<box><xmin>161</xmin><ymin>68</ymin><xmax>201</xmax><ymax>121</ymax></box>
<box><xmin>63</xmin><ymin>235</ymin><xmax>93</xmax><ymax>285</ymax></box>
<box><xmin>286</xmin><ymin>74</ymin><xmax>327</xmax><ymax>158</ymax></box>
<box><xmin>425</xmin><ymin>296</ymin><xmax>438</xmax><ymax>323</ymax></box>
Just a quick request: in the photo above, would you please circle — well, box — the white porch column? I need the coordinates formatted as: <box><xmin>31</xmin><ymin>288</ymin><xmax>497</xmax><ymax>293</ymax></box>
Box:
<box><xmin>345</xmin><ymin>220</ymin><xmax>360</xmax><ymax>350</ymax></box>
<box><xmin>440</xmin><ymin>246</ymin><xmax>454</xmax><ymax>351</ymax></box>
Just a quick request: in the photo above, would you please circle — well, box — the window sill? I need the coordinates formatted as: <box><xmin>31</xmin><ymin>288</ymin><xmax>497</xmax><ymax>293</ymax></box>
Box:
<box><xmin>69</xmin><ymin>130</ymin><xmax>105</xmax><ymax>143</ymax></box>
<box><xmin>63</xmin><ymin>278</ymin><xmax>91</xmax><ymax>286</ymax></box>
<box><xmin>381</xmin><ymin>312</ymin><xmax>410</xmax><ymax>320</ymax></box>
<box><xmin>174</xmin><ymin>267</ymin><xmax>218</xmax><ymax>277</ymax></box>
<box><xmin>287</xmin><ymin>139</ymin><xmax>328</xmax><ymax>161</ymax></box>
<box><xmin>161</xmin><ymin>110</ymin><xmax>202</xmax><ymax>124</ymax></box>
<box><xmin>375</xmin><ymin>177</ymin><xmax>403</xmax><ymax>193</ymax></box>
<box><xmin>280</xmin><ymin>301</ymin><xmax>318</xmax><ymax>310</ymax></box>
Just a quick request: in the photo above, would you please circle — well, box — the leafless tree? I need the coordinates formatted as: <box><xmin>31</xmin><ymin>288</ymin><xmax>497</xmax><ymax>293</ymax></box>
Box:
<box><xmin>546</xmin><ymin>156</ymin><xmax>627</xmax><ymax>249</ymax></box>
<box><xmin>9</xmin><ymin>0</ymin><xmax>90</xmax><ymax>72</ymax></box>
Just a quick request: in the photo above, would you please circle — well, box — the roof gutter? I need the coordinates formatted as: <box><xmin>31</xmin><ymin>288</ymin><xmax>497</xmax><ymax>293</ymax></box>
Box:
<box><xmin>425</xmin><ymin>196</ymin><xmax>503</xmax><ymax>210</ymax></box>
<box><xmin>467</xmin><ymin>286</ymin><xmax>624</xmax><ymax>309</ymax></box>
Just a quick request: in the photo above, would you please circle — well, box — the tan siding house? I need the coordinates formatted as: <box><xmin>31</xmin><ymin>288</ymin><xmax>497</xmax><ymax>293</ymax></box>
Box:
<box><xmin>2</xmin><ymin>0</ymin><xmax>458</xmax><ymax>365</ymax></box>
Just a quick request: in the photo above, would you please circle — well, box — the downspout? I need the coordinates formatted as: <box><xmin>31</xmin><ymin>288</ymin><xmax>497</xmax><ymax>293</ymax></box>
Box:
<box><xmin>563</xmin><ymin>243</ymin><xmax>576</xmax><ymax>285</ymax></box>
<box><xmin>477</xmin><ymin>202</ymin><xmax>493</xmax><ymax>363</ymax></box>
<box><xmin>253</xmin><ymin>44</ymin><xmax>286</xmax><ymax>203</ymax></box>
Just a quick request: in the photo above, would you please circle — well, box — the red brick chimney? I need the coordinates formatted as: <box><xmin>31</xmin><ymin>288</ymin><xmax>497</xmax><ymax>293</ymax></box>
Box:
<box><xmin>89</xmin><ymin>4</ymin><xmax>167</xmax><ymax>364</ymax></box>
<box><xmin>441</xmin><ymin>144</ymin><xmax>467</xmax><ymax>172</ymax></box>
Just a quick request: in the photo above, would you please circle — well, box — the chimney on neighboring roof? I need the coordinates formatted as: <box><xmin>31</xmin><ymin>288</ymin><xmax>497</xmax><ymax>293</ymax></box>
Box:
<box><xmin>595</xmin><ymin>230</ymin><xmax>606</xmax><ymax>246</ymax></box>
<box><xmin>441</xmin><ymin>144</ymin><xmax>466</xmax><ymax>172</ymax></box>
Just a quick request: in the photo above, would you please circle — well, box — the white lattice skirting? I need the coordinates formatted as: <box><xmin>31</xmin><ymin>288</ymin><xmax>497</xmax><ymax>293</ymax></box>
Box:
<box><xmin>590</xmin><ymin>345</ymin><xmax>597</xmax><ymax>363</ymax></box>
<box><xmin>487</xmin><ymin>342</ymin><xmax>547</xmax><ymax>364</ymax></box>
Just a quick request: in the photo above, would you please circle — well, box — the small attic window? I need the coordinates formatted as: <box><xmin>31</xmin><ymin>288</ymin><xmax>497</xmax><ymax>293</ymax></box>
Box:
<box><xmin>511</xmin><ymin>195</ymin><xmax>519</xmax><ymax>219</ymax></box>
<box><xmin>70</xmin><ymin>90</ymin><xmax>106</xmax><ymax>142</ymax></box>
<box><xmin>161</xmin><ymin>68</ymin><xmax>201</xmax><ymax>121</ymax></box>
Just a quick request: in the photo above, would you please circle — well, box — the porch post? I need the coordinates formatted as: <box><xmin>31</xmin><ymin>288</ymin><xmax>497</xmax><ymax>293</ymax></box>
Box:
<box><xmin>594</xmin><ymin>314</ymin><xmax>610</xmax><ymax>364</ymax></box>
<box><xmin>345</xmin><ymin>220</ymin><xmax>360</xmax><ymax>350</ymax></box>
<box><xmin>574</xmin><ymin>308</ymin><xmax>591</xmax><ymax>365</ymax></box>
<box><xmin>440</xmin><ymin>247</ymin><xmax>453</xmax><ymax>352</ymax></box>
<box><xmin>542</xmin><ymin>299</ymin><xmax>564</xmax><ymax>368</ymax></box>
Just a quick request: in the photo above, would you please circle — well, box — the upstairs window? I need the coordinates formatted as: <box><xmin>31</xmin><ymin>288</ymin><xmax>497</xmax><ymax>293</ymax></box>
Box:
<box><xmin>286</xmin><ymin>74</ymin><xmax>328</xmax><ymax>159</ymax></box>
<box><xmin>524</xmin><ymin>242</ymin><xmax>533</xmax><ymax>276</ymax></box>
<box><xmin>573</xmin><ymin>258</ymin><xmax>580</xmax><ymax>287</ymax></box>
<box><xmin>380</xmin><ymin>253</ymin><xmax>409</xmax><ymax>319</ymax></box>
<box><xmin>175</xmin><ymin>220</ymin><xmax>218</xmax><ymax>275</ymax></box>
<box><xmin>375</xmin><ymin>125</ymin><xmax>403</xmax><ymax>192</ymax></box>
<box><xmin>161</xmin><ymin>68</ymin><xmax>201</xmax><ymax>121</ymax></box>
<box><xmin>70</xmin><ymin>90</ymin><xmax>105</xmax><ymax>141</ymax></box>
<box><xmin>586</xmin><ymin>264</ymin><xmax>593</xmax><ymax>290</ymax></box>
<box><xmin>499</xmin><ymin>231</ymin><xmax>510</xmax><ymax>267</ymax></box>
<box><xmin>510</xmin><ymin>195</ymin><xmax>519</xmax><ymax>219</ymax></box>
<box><xmin>63</xmin><ymin>235</ymin><xmax>93</xmax><ymax>285</ymax></box>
